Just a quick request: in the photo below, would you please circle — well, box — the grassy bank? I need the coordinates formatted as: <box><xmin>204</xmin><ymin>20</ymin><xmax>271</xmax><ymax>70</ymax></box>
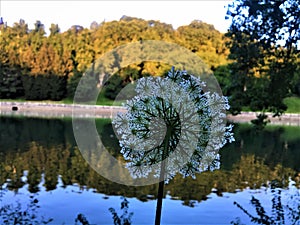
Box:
<box><xmin>241</xmin><ymin>96</ymin><xmax>300</xmax><ymax>114</ymax></box>
<box><xmin>284</xmin><ymin>97</ymin><xmax>300</xmax><ymax>113</ymax></box>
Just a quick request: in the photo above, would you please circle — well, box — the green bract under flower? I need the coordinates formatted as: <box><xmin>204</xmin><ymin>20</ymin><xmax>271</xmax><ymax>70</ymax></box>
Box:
<box><xmin>112</xmin><ymin>68</ymin><xmax>234</xmax><ymax>183</ymax></box>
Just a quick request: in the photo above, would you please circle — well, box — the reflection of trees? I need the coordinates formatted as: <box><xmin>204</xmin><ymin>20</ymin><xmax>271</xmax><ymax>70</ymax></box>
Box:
<box><xmin>1</xmin><ymin>143</ymin><xmax>298</xmax><ymax>205</ymax></box>
<box><xmin>109</xmin><ymin>197</ymin><xmax>133</xmax><ymax>225</ymax></box>
<box><xmin>0</xmin><ymin>117</ymin><xmax>75</xmax><ymax>153</ymax></box>
<box><xmin>27</xmin><ymin>165</ymin><xmax>41</xmax><ymax>193</ymax></box>
<box><xmin>0</xmin><ymin>193</ymin><xmax>53</xmax><ymax>224</ymax></box>
<box><xmin>229</xmin><ymin>155</ymin><xmax>294</xmax><ymax>190</ymax></box>
<box><xmin>220</xmin><ymin>124</ymin><xmax>300</xmax><ymax>172</ymax></box>
<box><xmin>75</xmin><ymin>197</ymin><xmax>133</xmax><ymax>225</ymax></box>
<box><xmin>231</xmin><ymin>180</ymin><xmax>300</xmax><ymax>225</ymax></box>
<box><xmin>0</xmin><ymin>117</ymin><xmax>300</xmax><ymax>205</ymax></box>
<box><xmin>168</xmin><ymin>155</ymin><xmax>296</xmax><ymax>205</ymax></box>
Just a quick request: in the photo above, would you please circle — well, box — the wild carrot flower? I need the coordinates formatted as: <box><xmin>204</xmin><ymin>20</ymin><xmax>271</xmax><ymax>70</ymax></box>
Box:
<box><xmin>112</xmin><ymin>67</ymin><xmax>234</xmax><ymax>182</ymax></box>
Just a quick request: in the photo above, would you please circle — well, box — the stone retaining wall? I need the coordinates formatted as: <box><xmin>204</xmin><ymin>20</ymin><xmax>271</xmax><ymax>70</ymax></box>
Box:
<box><xmin>227</xmin><ymin>112</ymin><xmax>300</xmax><ymax>126</ymax></box>
<box><xmin>0</xmin><ymin>102</ymin><xmax>126</xmax><ymax>118</ymax></box>
<box><xmin>1</xmin><ymin>102</ymin><xmax>300</xmax><ymax>126</ymax></box>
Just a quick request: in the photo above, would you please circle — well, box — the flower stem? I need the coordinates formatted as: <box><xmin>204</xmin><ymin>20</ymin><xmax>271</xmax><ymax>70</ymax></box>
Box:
<box><xmin>155</xmin><ymin>160</ymin><xmax>165</xmax><ymax>225</ymax></box>
<box><xmin>155</xmin><ymin>125</ymin><xmax>171</xmax><ymax>225</ymax></box>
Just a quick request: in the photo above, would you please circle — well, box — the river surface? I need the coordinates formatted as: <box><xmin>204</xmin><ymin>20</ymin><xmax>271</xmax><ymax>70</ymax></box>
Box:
<box><xmin>1</xmin><ymin>116</ymin><xmax>300</xmax><ymax>224</ymax></box>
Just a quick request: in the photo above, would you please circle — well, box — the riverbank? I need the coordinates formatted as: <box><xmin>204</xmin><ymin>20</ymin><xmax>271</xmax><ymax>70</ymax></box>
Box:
<box><xmin>227</xmin><ymin>112</ymin><xmax>300</xmax><ymax>126</ymax></box>
<box><xmin>0</xmin><ymin>101</ymin><xmax>125</xmax><ymax>119</ymax></box>
<box><xmin>1</xmin><ymin>101</ymin><xmax>300</xmax><ymax>126</ymax></box>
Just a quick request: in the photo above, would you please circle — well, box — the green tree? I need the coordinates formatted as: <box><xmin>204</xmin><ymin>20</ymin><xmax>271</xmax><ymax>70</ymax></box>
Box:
<box><xmin>0</xmin><ymin>64</ymin><xmax>24</xmax><ymax>98</ymax></box>
<box><xmin>214</xmin><ymin>64</ymin><xmax>231</xmax><ymax>96</ymax></box>
<box><xmin>176</xmin><ymin>20</ymin><xmax>229</xmax><ymax>70</ymax></box>
<box><xmin>49</xmin><ymin>23</ymin><xmax>60</xmax><ymax>36</ymax></box>
<box><xmin>226</xmin><ymin>0</ymin><xmax>300</xmax><ymax>125</ymax></box>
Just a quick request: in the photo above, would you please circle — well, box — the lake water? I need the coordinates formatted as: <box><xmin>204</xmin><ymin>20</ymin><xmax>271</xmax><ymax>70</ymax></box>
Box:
<box><xmin>1</xmin><ymin>116</ymin><xmax>300</xmax><ymax>224</ymax></box>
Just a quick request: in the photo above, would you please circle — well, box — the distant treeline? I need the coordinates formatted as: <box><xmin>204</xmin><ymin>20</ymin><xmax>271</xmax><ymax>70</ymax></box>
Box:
<box><xmin>0</xmin><ymin>10</ymin><xmax>299</xmax><ymax>121</ymax></box>
<box><xmin>0</xmin><ymin>16</ymin><xmax>229</xmax><ymax>101</ymax></box>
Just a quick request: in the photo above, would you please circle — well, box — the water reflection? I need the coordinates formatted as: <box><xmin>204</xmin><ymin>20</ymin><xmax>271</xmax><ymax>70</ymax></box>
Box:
<box><xmin>231</xmin><ymin>179</ymin><xmax>300</xmax><ymax>225</ymax></box>
<box><xmin>1</xmin><ymin>116</ymin><xmax>300</xmax><ymax>223</ymax></box>
<box><xmin>0</xmin><ymin>189</ymin><xmax>53</xmax><ymax>224</ymax></box>
<box><xmin>1</xmin><ymin>117</ymin><xmax>300</xmax><ymax>198</ymax></box>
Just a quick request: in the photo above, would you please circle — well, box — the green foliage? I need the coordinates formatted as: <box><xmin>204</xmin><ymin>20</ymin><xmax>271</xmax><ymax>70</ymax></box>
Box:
<box><xmin>67</xmin><ymin>70</ymin><xmax>83</xmax><ymax>98</ymax></box>
<box><xmin>22</xmin><ymin>75</ymin><xmax>47</xmax><ymax>100</ymax></box>
<box><xmin>214</xmin><ymin>64</ymin><xmax>231</xmax><ymax>96</ymax></box>
<box><xmin>96</xmin><ymin>91</ymin><xmax>122</xmax><ymax>106</ymax></box>
<box><xmin>251</xmin><ymin>113</ymin><xmax>270</xmax><ymax>130</ymax></box>
<box><xmin>73</xmin><ymin>73</ymin><xmax>97</xmax><ymax>103</ymax></box>
<box><xmin>294</xmin><ymin>75</ymin><xmax>300</xmax><ymax>97</ymax></box>
<box><xmin>226</xmin><ymin>0</ymin><xmax>300</xmax><ymax>125</ymax></box>
<box><xmin>177</xmin><ymin>20</ymin><xmax>229</xmax><ymax>70</ymax></box>
<box><xmin>103</xmin><ymin>73</ymin><xmax>125</xmax><ymax>100</ymax></box>
<box><xmin>0</xmin><ymin>64</ymin><xmax>24</xmax><ymax>98</ymax></box>
<box><xmin>22</xmin><ymin>75</ymin><xmax>66</xmax><ymax>100</ymax></box>
<box><xmin>0</xmin><ymin>17</ymin><xmax>228</xmax><ymax>101</ymax></box>
<box><xmin>102</xmin><ymin>66</ymin><xmax>151</xmax><ymax>100</ymax></box>
<box><xmin>48</xmin><ymin>75</ymin><xmax>67</xmax><ymax>100</ymax></box>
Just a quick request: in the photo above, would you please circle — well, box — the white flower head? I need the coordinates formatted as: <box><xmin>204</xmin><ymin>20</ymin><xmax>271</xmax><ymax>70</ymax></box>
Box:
<box><xmin>112</xmin><ymin>67</ymin><xmax>234</xmax><ymax>183</ymax></box>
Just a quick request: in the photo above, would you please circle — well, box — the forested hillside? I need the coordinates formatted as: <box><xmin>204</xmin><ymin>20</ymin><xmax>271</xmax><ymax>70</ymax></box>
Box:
<box><xmin>0</xmin><ymin>16</ymin><xmax>229</xmax><ymax>101</ymax></box>
<box><xmin>0</xmin><ymin>6</ymin><xmax>299</xmax><ymax>122</ymax></box>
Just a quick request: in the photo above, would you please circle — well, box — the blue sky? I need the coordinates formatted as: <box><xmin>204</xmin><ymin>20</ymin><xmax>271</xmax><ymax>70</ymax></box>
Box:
<box><xmin>1</xmin><ymin>1</ymin><xmax>232</xmax><ymax>34</ymax></box>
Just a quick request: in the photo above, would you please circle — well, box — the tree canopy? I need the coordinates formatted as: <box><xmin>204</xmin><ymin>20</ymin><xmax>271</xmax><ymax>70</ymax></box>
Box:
<box><xmin>225</xmin><ymin>0</ymin><xmax>300</xmax><ymax>124</ymax></box>
<box><xmin>0</xmin><ymin>16</ymin><xmax>229</xmax><ymax>101</ymax></box>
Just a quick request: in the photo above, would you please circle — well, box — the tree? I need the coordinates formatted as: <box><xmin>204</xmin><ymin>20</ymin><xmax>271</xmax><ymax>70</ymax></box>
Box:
<box><xmin>90</xmin><ymin>21</ymin><xmax>99</xmax><ymax>31</ymax></box>
<box><xmin>214</xmin><ymin>64</ymin><xmax>232</xmax><ymax>96</ymax></box>
<box><xmin>0</xmin><ymin>16</ymin><xmax>232</xmax><ymax>101</ymax></box>
<box><xmin>102</xmin><ymin>73</ymin><xmax>124</xmax><ymax>100</ymax></box>
<box><xmin>177</xmin><ymin>20</ymin><xmax>229</xmax><ymax>70</ymax></box>
<box><xmin>0</xmin><ymin>64</ymin><xmax>24</xmax><ymax>98</ymax></box>
<box><xmin>49</xmin><ymin>23</ymin><xmax>60</xmax><ymax>36</ymax></box>
<box><xmin>226</xmin><ymin>0</ymin><xmax>300</xmax><ymax>124</ymax></box>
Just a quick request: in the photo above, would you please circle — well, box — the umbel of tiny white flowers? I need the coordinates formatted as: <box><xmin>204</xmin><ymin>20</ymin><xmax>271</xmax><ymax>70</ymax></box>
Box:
<box><xmin>112</xmin><ymin>67</ymin><xmax>234</xmax><ymax>183</ymax></box>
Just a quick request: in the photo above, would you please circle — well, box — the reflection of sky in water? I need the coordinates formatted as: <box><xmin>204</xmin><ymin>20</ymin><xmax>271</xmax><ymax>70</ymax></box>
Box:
<box><xmin>1</xmin><ymin>118</ymin><xmax>300</xmax><ymax>224</ymax></box>
<box><xmin>2</xmin><ymin>174</ymin><xmax>293</xmax><ymax>225</ymax></box>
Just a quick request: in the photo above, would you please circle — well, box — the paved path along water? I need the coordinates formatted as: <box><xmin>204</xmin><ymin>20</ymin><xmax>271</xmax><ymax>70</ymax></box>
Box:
<box><xmin>1</xmin><ymin>101</ymin><xmax>300</xmax><ymax>126</ymax></box>
<box><xmin>0</xmin><ymin>101</ymin><xmax>125</xmax><ymax>118</ymax></box>
<box><xmin>227</xmin><ymin>111</ymin><xmax>300</xmax><ymax>126</ymax></box>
